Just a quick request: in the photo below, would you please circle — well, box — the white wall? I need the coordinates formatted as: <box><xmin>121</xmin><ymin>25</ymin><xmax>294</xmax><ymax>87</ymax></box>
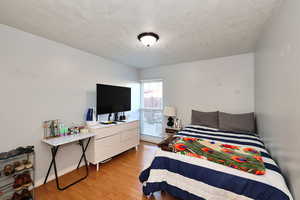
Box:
<box><xmin>0</xmin><ymin>24</ymin><xmax>140</xmax><ymax>185</ymax></box>
<box><xmin>140</xmin><ymin>53</ymin><xmax>254</xmax><ymax>125</ymax></box>
<box><xmin>255</xmin><ymin>1</ymin><xmax>300</xmax><ymax>198</ymax></box>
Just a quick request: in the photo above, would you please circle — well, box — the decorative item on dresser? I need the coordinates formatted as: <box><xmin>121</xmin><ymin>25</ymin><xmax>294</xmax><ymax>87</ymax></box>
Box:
<box><xmin>87</xmin><ymin>120</ymin><xmax>139</xmax><ymax>171</ymax></box>
<box><xmin>163</xmin><ymin>106</ymin><xmax>176</xmax><ymax>127</ymax></box>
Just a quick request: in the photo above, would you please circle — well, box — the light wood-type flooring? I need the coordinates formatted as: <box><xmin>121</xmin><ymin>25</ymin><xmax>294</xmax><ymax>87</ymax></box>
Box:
<box><xmin>36</xmin><ymin>142</ymin><xmax>178</xmax><ymax>200</ymax></box>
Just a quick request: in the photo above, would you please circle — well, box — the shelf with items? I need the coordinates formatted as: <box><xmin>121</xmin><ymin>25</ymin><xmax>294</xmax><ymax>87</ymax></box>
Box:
<box><xmin>0</xmin><ymin>173</ymin><xmax>34</xmax><ymax>200</ymax></box>
<box><xmin>0</xmin><ymin>168</ymin><xmax>33</xmax><ymax>187</ymax></box>
<box><xmin>0</xmin><ymin>152</ymin><xmax>33</xmax><ymax>163</ymax></box>
<box><xmin>0</xmin><ymin>183</ymin><xmax>33</xmax><ymax>198</ymax></box>
<box><xmin>0</xmin><ymin>154</ymin><xmax>34</xmax><ymax>182</ymax></box>
<box><xmin>0</xmin><ymin>146</ymin><xmax>34</xmax><ymax>200</ymax></box>
<box><xmin>0</xmin><ymin>187</ymin><xmax>33</xmax><ymax>200</ymax></box>
<box><xmin>0</xmin><ymin>183</ymin><xmax>34</xmax><ymax>200</ymax></box>
<box><xmin>0</xmin><ymin>188</ymin><xmax>14</xmax><ymax>200</ymax></box>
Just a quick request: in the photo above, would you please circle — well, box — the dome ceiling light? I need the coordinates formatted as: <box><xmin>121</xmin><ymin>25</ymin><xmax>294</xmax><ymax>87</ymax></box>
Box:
<box><xmin>137</xmin><ymin>32</ymin><xmax>159</xmax><ymax>47</ymax></box>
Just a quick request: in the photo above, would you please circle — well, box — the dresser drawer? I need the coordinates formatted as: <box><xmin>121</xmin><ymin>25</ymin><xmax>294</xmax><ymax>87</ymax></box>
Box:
<box><xmin>94</xmin><ymin>134</ymin><xmax>121</xmax><ymax>161</ymax></box>
<box><xmin>90</xmin><ymin>121</ymin><xmax>139</xmax><ymax>140</ymax></box>
<box><xmin>120</xmin><ymin>129</ymin><xmax>139</xmax><ymax>151</ymax></box>
<box><xmin>120</xmin><ymin>129</ymin><xmax>138</xmax><ymax>141</ymax></box>
<box><xmin>87</xmin><ymin>120</ymin><xmax>140</xmax><ymax>166</ymax></box>
<box><xmin>93</xmin><ymin>126</ymin><xmax>122</xmax><ymax>139</ymax></box>
<box><xmin>115</xmin><ymin>121</ymin><xmax>139</xmax><ymax>135</ymax></box>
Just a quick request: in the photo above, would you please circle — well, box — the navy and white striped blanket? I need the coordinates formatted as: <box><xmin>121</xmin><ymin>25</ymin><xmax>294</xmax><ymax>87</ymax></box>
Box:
<box><xmin>139</xmin><ymin>125</ymin><xmax>293</xmax><ymax>200</ymax></box>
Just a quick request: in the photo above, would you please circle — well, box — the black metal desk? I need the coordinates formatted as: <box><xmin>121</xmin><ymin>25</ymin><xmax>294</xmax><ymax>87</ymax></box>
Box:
<box><xmin>42</xmin><ymin>133</ymin><xmax>96</xmax><ymax>190</ymax></box>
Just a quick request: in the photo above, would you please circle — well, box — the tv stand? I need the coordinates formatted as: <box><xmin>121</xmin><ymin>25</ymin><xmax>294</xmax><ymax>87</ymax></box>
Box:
<box><xmin>87</xmin><ymin>119</ymin><xmax>139</xmax><ymax>171</ymax></box>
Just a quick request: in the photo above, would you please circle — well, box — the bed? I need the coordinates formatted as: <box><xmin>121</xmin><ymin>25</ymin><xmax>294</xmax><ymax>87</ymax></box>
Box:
<box><xmin>139</xmin><ymin>124</ymin><xmax>293</xmax><ymax>200</ymax></box>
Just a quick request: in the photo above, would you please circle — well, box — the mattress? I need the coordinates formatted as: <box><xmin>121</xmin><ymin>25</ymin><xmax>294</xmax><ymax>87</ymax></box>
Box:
<box><xmin>139</xmin><ymin>125</ymin><xmax>293</xmax><ymax>200</ymax></box>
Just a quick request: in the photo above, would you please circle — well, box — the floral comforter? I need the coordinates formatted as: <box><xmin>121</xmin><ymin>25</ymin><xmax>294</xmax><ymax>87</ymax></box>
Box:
<box><xmin>172</xmin><ymin>136</ymin><xmax>265</xmax><ymax>175</ymax></box>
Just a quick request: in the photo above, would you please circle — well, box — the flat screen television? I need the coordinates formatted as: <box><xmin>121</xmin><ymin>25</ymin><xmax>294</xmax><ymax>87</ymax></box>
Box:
<box><xmin>97</xmin><ymin>84</ymin><xmax>131</xmax><ymax>115</ymax></box>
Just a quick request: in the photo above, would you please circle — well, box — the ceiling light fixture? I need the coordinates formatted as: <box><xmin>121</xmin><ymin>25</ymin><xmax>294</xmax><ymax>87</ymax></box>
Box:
<box><xmin>137</xmin><ymin>32</ymin><xmax>159</xmax><ymax>47</ymax></box>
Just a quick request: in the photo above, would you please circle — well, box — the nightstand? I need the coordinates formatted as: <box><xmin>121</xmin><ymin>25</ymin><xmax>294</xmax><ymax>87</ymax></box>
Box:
<box><xmin>165</xmin><ymin>127</ymin><xmax>182</xmax><ymax>137</ymax></box>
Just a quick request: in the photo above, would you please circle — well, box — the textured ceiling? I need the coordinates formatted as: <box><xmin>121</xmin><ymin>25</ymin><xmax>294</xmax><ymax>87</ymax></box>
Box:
<box><xmin>0</xmin><ymin>0</ymin><xmax>282</xmax><ymax>68</ymax></box>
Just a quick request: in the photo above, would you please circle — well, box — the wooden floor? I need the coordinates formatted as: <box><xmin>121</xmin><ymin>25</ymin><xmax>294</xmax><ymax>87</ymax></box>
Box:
<box><xmin>36</xmin><ymin>142</ymin><xmax>178</xmax><ymax>200</ymax></box>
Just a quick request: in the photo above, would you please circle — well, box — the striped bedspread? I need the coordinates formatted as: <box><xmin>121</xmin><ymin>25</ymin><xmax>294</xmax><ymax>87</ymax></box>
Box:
<box><xmin>139</xmin><ymin>125</ymin><xmax>293</xmax><ymax>200</ymax></box>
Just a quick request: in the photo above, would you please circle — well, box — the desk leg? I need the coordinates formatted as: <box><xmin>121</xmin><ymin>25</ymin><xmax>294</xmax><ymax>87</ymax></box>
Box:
<box><xmin>43</xmin><ymin>138</ymin><xmax>91</xmax><ymax>191</ymax></box>
<box><xmin>76</xmin><ymin>138</ymin><xmax>91</xmax><ymax>169</ymax></box>
<box><xmin>79</xmin><ymin>139</ymin><xmax>89</xmax><ymax>178</ymax></box>
<box><xmin>44</xmin><ymin>146</ymin><xmax>59</xmax><ymax>184</ymax></box>
<box><xmin>51</xmin><ymin>146</ymin><xmax>61</xmax><ymax>190</ymax></box>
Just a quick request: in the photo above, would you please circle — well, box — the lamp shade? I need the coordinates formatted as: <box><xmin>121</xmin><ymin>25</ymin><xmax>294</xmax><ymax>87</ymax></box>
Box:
<box><xmin>163</xmin><ymin>106</ymin><xmax>176</xmax><ymax>117</ymax></box>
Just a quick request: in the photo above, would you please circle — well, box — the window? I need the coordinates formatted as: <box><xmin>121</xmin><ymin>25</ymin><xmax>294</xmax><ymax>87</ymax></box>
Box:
<box><xmin>142</xmin><ymin>81</ymin><xmax>163</xmax><ymax>109</ymax></box>
<box><xmin>140</xmin><ymin>80</ymin><xmax>163</xmax><ymax>139</ymax></box>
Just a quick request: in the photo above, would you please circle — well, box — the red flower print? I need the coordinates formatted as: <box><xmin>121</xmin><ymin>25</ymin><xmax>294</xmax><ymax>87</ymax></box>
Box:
<box><xmin>230</xmin><ymin>164</ymin><xmax>238</xmax><ymax>169</ymax></box>
<box><xmin>183</xmin><ymin>137</ymin><xmax>198</xmax><ymax>142</ymax></box>
<box><xmin>255</xmin><ymin>170</ymin><xmax>265</xmax><ymax>175</ymax></box>
<box><xmin>221</xmin><ymin>144</ymin><xmax>240</xmax><ymax>150</ymax></box>
<box><xmin>253</xmin><ymin>155</ymin><xmax>263</xmax><ymax>162</ymax></box>
<box><xmin>240</xmin><ymin>167</ymin><xmax>249</xmax><ymax>172</ymax></box>
<box><xmin>208</xmin><ymin>157</ymin><xmax>214</xmax><ymax>161</ymax></box>
<box><xmin>231</xmin><ymin>156</ymin><xmax>248</xmax><ymax>163</ymax></box>
<box><xmin>186</xmin><ymin>152</ymin><xmax>203</xmax><ymax>159</ymax></box>
<box><xmin>174</xmin><ymin>143</ymin><xmax>187</xmax><ymax>151</ymax></box>
<box><xmin>221</xmin><ymin>148</ymin><xmax>234</xmax><ymax>154</ymax></box>
<box><xmin>243</xmin><ymin>147</ymin><xmax>259</xmax><ymax>154</ymax></box>
<box><xmin>201</xmin><ymin>147</ymin><xmax>214</xmax><ymax>154</ymax></box>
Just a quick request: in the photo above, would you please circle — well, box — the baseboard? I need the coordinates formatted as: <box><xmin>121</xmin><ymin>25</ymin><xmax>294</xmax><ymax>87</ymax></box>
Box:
<box><xmin>34</xmin><ymin>162</ymin><xmax>86</xmax><ymax>187</ymax></box>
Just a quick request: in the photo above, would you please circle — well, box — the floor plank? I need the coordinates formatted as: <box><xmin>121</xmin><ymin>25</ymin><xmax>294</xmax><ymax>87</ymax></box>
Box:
<box><xmin>35</xmin><ymin>142</ymin><xmax>178</xmax><ymax>200</ymax></box>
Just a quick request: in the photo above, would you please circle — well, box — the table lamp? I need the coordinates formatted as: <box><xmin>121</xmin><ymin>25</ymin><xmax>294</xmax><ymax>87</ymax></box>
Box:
<box><xmin>163</xmin><ymin>106</ymin><xmax>176</xmax><ymax>127</ymax></box>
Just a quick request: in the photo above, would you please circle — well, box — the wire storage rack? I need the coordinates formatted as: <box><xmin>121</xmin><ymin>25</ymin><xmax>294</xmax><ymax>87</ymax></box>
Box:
<box><xmin>0</xmin><ymin>147</ymin><xmax>35</xmax><ymax>200</ymax></box>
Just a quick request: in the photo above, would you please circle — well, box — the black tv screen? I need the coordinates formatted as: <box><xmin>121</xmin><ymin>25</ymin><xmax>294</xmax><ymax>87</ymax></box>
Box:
<box><xmin>97</xmin><ymin>84</ymin><xmax>131</xmax><ymax>115</ymax></box>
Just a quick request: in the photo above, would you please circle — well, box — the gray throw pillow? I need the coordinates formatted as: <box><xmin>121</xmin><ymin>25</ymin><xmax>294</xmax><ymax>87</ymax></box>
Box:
<box><xmin>218</xmin><ymin>112</ymin><xmax>255</xmax><ymax>133</ymax></box>
<box><xmin>191</xmin><ymin>110</ymin><xmax>219</xmax><ymax>129</ymax></box>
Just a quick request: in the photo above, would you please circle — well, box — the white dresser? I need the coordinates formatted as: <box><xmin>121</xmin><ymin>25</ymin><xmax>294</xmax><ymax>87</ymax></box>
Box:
<box><xmin>86</xmin><ymin>120</ymin><xmax>139</xmax><ymax>171</ymax></box>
